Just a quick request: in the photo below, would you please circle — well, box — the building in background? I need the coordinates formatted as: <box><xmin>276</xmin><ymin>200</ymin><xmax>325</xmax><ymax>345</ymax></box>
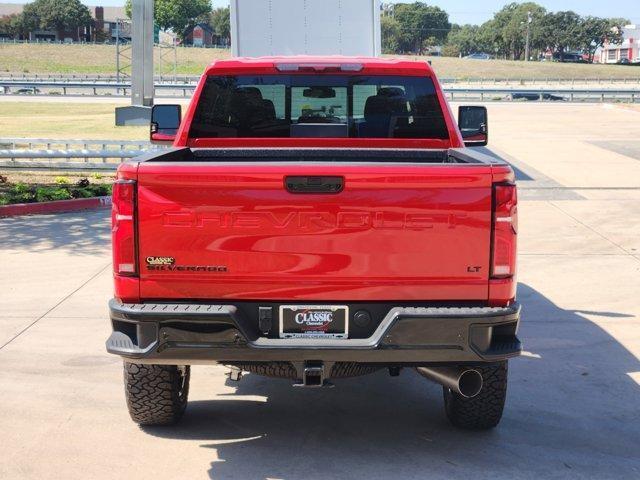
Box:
<box><xmin>0</xmin><ymin>2</ymin><xmax>125</xmax><ymax>42</ymax></box>
<box><xmin>182</xmin><ymin>23</ymin><xmax>229</xmax><ymax>47</ymax></box>
<box><xmin>183</xmin><ymin>23</ymin><xmax>215</xmax><ymax>46</ymax></box>
<box><xmin>91</xmin><ymin>6</ymin><xmax>128</xmax><ymax>42</ymax></box>
<box><xmin>598</xmin><ymin>24</ymin><xmax>640</xmax><ymax>63</ymax></box>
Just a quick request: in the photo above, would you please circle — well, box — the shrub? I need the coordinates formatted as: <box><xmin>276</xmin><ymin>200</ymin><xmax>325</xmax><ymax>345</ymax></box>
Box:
<box><xmin>0</xmin><ymin>180</ymin><xmax>112</xmax><ymax>205</ymax></box>
<box><xmin>441</xmin><ymin>44</ymin><xmax>460</xmax><ymax>58</ymax></box>
<box><xmin>89</xmin><ymin>184</ymin><xmax>112</xmax><ymax>196</ymax></box>
<box><xmin>55</xmin><ymin>176</ymin><xmax>71</xmax><ymax>184</ymax></box>
<box><xmin>35</xmin><ymin>187</ymin><xmax>73</xmax><ymax>202</ymax></box>
<box><xmin>70</xmin><ymin>187</ymin><xmax>93</xmax><ymax>198</ymax></box>
<box><xmin>10</xmin><ymin>182</ymin><xmax>36</xmax><ymax>203</ymax></box>
<box><xmin>12</xmin><ymin>182</ymin><xmax>30</xmax><ymax>194</ymax></box>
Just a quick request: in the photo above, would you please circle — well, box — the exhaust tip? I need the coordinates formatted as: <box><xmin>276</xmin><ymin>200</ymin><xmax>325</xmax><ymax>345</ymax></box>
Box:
<box><xmin>458</xmin><ymin>369</ymin><xmax>483</xmax><ymax>398</ymax></box>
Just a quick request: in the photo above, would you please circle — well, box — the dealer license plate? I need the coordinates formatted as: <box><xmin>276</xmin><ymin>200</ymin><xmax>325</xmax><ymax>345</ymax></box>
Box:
<box><xmin>279</xmin><ymin>305</ymin><xmax>349</xmax><ymax>339</ymax></box>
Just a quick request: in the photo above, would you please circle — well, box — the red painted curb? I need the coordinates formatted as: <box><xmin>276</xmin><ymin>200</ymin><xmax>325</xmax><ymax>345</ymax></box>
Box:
<box><xmin>0</xmin><ymin>196</ymin><xmax>112</xmax><ymax>218</ymax></box>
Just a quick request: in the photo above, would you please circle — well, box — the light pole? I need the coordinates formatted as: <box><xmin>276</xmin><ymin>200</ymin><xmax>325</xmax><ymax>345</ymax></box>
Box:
<box><xmin>115</xmin><ymin>0</ymin><xmax>155</xmax><ymax>125</ymax></box>
<box><xmin>524</xmin><ymin>11</ymin><xmax>532</xmax><ymax>61</ymax></box>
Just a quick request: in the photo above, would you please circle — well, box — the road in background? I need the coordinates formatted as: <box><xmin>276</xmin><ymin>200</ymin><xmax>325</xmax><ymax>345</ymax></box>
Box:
<box><xmin>0</xmin><ymin>103</ymin><xmax>639</xmax><ymax>479</ymax></box>
<box><xmin>2</xmin><ymin>83</ymin><xmax>640</xmax><ymax>102</ymax></box>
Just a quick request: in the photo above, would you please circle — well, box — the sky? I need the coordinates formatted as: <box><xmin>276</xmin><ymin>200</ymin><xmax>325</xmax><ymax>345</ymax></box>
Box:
<box><xmin>3</xmin><ymin>0</ymin><xmax>639</xmax><ymax>26</ymax></box>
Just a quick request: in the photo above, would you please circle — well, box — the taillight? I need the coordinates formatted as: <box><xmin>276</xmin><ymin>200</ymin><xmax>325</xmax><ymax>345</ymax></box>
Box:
<box><xmin>112</xmin><ymin>180</ymin><xmax>137</xmax><ymax>276</ymax></box>
<box><xmin>491</xmin><ymin>184</ymin><xmax>517</xmax><ymax>278</ymax></box>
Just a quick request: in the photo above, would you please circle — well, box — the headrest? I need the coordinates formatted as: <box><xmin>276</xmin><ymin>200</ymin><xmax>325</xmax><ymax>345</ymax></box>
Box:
<box><xmin>236</xmin><ymin>87</ymin><xmax>264</xmax><ymax>100</ymax></box>
<box><xmin>378</xmin><ymin>87</ymin><xmax>405</xmax><ymax>97</ymax></box>
<box><xmin>364</xmin><ymin>95</ymin><xmax>390</xmax><ymax>117</ymax></box>
<box><xmin>364</xmin><ymin>93</ymin><xmax>409</xmax><ymax>119</ymax></box>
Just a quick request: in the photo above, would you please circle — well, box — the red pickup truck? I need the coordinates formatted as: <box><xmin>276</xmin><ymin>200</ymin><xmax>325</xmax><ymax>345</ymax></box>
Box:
<box><xmin>107</xmin><ymin>57</ymin><xmax>520</xmax><ymax>430</ymax></box>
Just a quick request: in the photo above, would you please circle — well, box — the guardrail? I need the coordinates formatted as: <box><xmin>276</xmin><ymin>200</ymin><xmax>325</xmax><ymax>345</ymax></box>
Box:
<box><xmin>445</xmin><ymin>87</ymin><xmax>640</xmax><ymax>102</ymax></box>
<box><xmin>2</xmin><ymin>73</ymin><xmax>639</xmax><ymax>86</ymax></box>
<box><xmin>0</xmin><ymin>80</ymin><xmax>195</xmax><ymax>96</ymax></box>
<box><xmin>441</xmin><ymin>77</ymin><xmax>640</xmax><ymax>85</ymax></box>
<box><xmin>1</xmin><ymin>80</ymin><xmax>639</xmax><ymax>102</ymax></box>
<box><xmin>0</xmin><ymin>149</ymin><xmax>145</xmax><ymax>162</ymax></box>
<box><xmin>0</xmin><ymin>137</ymin><xmax>163</xmax><ymax>169</ymax></box>
<box><xmin>0</xmin><ymin>73</ymin><xmax>201</xmax><ymax>84</ymax></box>
<box><xmin>0</xmin><ymin>138</ymin><xmax>154</xmax><ymax>151</ymax></box>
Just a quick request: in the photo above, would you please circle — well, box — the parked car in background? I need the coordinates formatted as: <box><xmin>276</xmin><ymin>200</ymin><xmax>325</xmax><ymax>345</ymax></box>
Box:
<box><xmin>615</xmin><ymin>58</ymin><xmax>639</xmax><ymax>65</ymax></box>
<box><xmin>553</xmin><ymin>52</ymin><xmax>587</xmax><ymax>63</ymax></box>
<box><xmin>464</xmin><ymin>53</ymin><xmax>492</xmax><ymax>60</ymax></box>
<box><xmin>14</xmin><ymin>87</ymin><xmax>41</xmax><ymax>95</ymax></box>
<box><xmin>511</xmin><ymin>92</ymin><xmax>565</xmax><ymax>101</ymax></box>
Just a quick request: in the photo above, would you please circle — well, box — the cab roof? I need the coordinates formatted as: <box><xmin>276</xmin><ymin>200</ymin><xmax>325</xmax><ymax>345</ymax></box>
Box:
<box><xmin>205</xmin><ymin>56</ymin><xmax>435</xmax><ymax>77</ymax></box>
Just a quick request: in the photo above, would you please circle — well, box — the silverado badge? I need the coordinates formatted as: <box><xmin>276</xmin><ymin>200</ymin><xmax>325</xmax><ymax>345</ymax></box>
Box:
<box><xmin>146</xmin><ymin>256</ymin><xmax>175</xmax><ymax>266</ymax></box>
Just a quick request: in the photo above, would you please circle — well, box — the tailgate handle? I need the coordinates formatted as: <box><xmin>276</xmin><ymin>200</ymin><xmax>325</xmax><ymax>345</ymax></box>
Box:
<box><xmin>285</xmin><ymin>176</ymin><xmax>344</xmax><ymax>194</ymax></box>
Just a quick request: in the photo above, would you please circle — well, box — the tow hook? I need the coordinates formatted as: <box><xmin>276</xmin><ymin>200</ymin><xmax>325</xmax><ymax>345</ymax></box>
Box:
<box><xmin>294</xmin><ymin>362</ymin><xmax>332</xmax><ymax>387</ymax></box>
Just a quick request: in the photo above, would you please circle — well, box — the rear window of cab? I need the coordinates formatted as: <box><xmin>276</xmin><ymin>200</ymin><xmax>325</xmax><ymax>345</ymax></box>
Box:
<box><xmin>189</xmin><ymin>75</ymin><xmax>449</xmax><ymax>140</ymax></box>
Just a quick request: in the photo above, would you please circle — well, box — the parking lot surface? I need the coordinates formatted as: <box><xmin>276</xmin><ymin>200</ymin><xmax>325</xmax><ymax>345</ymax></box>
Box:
<box><xmin>1</xmin><ymin>103</ymin><xmax>639</xmax><ymax>479</ymax></box>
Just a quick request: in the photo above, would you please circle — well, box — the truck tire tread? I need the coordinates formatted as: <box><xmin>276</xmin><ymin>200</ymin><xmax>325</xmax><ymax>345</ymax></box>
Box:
<box><xmin>443</xmin><ymin>361</ymin><xmax>508</xmax><ymax>430</ymax></box>
<box><xmin>124</xmin><ymin>363</ymin><xmax>190</xmax><ymax>426</ymax></box>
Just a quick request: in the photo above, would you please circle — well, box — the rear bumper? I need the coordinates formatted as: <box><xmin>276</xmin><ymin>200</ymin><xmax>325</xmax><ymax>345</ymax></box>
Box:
<box><xmin>106</xmin><ymin>299</ymin><xmax>521</xmax><ymax>365</ymax></box>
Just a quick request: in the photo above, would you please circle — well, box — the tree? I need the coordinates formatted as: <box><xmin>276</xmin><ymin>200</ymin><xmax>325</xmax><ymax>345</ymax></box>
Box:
<box><xmin>504</xmin><ymin>3</ymin><xmax>546</xmax><ymax>60</ymax></box>
<box><xmin>541</xmin><ymin>11</ymin><xmax>582</xmax><ymax>61</ymax></box>
<box><xmin>484</xmin><ymin>2</ymin><xmax>547</xmax><ymax>60</ymax></box>
<box><xmin>19</xmin><ymin>0</ymin><xmax>91</xmax><ymax>35</ymax></box>
<box><xmin>446</xmin><ymin>4</ymin><xmax>626</xmax><ymax>63</ymax></box>
<box><xmin>125</xmin><ymin>0</ymin><xmax>212</xmax><ymax>39</ymax></box>
<box><xmin>578</xmin><ymin>16</ymin><xmax>628</xmax><ymax>63</ymax></box>
<box><xmin>446</xmin><ymin>24</ymin><xmax>483</xmax><ymax>57</ymax></box>
<box><xmin>393</xmin><ymin>2</ymin><xmax>450</xmax><ymax>54</ymax></box>
<box><xmin>381</xmin><ymin>14</ymin><xmax>401</xmax><ymax>54</ymax></box>
<box><xmin>210</xmin><ymin>6</ymin><xmax>230</xmax><ymax>43</ymax></box>
<box><xmin>0</xmin><ymin>14</ymin><xmax>21</xmax><ymax>38</ymax></box>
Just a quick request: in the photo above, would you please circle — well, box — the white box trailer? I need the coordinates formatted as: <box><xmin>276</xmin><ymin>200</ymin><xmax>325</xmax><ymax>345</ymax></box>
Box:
<box><xmin>230</xmin><ymin>0</ymin><xmax>381</xmax><ymax>57</ymax></box>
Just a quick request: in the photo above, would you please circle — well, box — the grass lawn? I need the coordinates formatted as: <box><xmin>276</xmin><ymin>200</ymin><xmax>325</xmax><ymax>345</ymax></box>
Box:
<box><xmin>0</xmin><ymin>43</ymin><xmax>230</xmax><ymax>75</ymax></box>
<box><xmin>428</xmin><ymin>56</ymin><xmax>640</xmax><ymax>81</ymax></box>
<box><xmin>0</xmin><ymin>102</ymin><xmax>148</xmax><ymax>140</ymax></box>
<box><xmin>1</xmin><ymin>43</ymin><xmax>639</xmax><ymax>80</ymax></box>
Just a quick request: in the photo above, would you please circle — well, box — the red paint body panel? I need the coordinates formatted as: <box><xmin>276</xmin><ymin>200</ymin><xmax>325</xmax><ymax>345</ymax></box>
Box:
<box><xmin>488</xmin><ymin>278</ymin><xmax>518</xmax><ymax>306</ymax></box>
<box><xmin>113</xmin><ymin>274</ymin><xmax>140</xmax><ymax>303</ymax></box>
<box><xmin>136</xmin><ymin>163</ymin><xmax>493</xmax><ymax>301</ymax></box>
<box><xmin>113</xmin><ymin>56</ymin><xmax>518</xmax><ymax>306</ymax></box>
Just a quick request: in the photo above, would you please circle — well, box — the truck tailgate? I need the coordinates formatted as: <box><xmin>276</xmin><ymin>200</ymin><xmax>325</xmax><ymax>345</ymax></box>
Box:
<box><xmin>136</xmin><ymin>162</ymin><xmax>493</xmax><ymax>301</ymax></box>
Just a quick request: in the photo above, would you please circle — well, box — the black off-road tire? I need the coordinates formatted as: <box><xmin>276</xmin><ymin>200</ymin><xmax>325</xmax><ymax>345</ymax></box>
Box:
<box><xmin>124</xmin><ymin>363</ymin><xmax>190</xmax><ymax>426</ymax></box>
<box><xmin>443</xmin><ymin>361</ymin><xmax>508</xmax><ymax>430</ymax></box>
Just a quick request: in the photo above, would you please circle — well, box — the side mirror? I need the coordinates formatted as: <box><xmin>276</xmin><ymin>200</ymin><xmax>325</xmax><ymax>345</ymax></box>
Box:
<box><xmin>458</xmin><ymin>106</ymin><xmax>488</xmax><ymax>147</ymax></box>
<box><xmin>150</xmin><ymin>104</ymin><xmax>182</xmax><ymax>144</ymax></box>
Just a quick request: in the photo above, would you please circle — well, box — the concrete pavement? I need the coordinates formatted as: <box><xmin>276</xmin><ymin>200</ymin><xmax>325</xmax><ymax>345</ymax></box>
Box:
<box><xmin>1</xmin><ymin>103</ymin><xmax>639</xmax><ymax>479</ymax></box>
